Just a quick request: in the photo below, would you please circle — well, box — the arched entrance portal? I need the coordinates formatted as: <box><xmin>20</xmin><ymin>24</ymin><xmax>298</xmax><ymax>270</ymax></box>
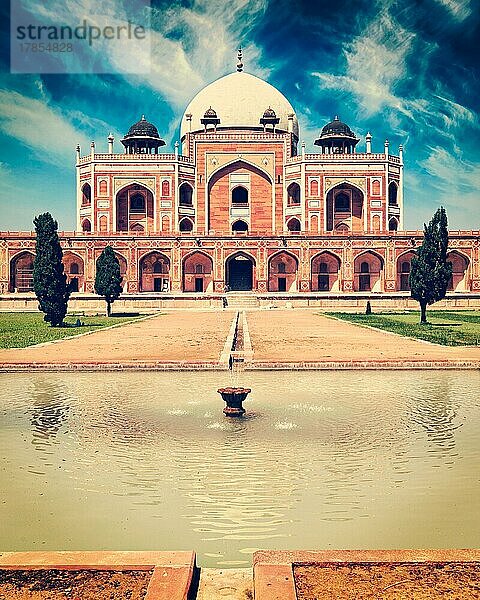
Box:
<box><xmin>226</xmin><ymin>253</ymin><xmax>254</xmax><ymax>291</ymax></box>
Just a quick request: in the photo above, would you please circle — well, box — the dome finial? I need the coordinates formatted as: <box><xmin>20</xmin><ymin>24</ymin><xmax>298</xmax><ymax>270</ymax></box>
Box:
<box><xmin>141</xmin><ymin>114</ymin><xmax>146</xmax><ymax>121</ymax></box>
<box><xmin>236</xmin><ymin>46</ymin><xmax>243</xmax><ymax>72</ymax></box>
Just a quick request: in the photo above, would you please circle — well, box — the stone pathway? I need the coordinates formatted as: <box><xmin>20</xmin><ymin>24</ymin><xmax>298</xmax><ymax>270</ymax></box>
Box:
<box><xmin>0</xmin><ymin>310</ymin><xmax>232</xmax><ymax>365</ymax></box>
<box><xmin>247</xmin><ymin>310</ymin><xmax>480</xmax><ymax>365</ymax></box>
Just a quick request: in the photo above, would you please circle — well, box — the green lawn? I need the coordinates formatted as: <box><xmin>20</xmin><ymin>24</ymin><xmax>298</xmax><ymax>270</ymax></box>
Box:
<box><xmin>326</xmin><ymin>311</ymin><xmax>480</xmax><ymax>346</ymax></box>
<box><xmin>0</xmin><ymin>312</ymin><xmax>143</xmax><ymax>349</ymax></box>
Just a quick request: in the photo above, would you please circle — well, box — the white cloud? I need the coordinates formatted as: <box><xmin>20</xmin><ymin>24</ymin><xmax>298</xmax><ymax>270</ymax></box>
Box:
<box><xmin>312</xmin><ymin>8</ymin><xmax>415</xmax><ymax>117</ymax></box>
<box><xmin>0</xmin><ymin>90</ymin><xmax>91</xmax><ymax>163</ymax></box>
<box><xmin>435</xmin><ymin>0</ymin><xmax>472</xmax><ymax>21</ymax></box>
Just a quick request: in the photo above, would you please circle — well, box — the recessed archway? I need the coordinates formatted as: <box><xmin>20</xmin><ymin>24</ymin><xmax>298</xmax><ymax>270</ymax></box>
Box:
<box><xmin>286</xmin><ymin>217</ymin><xmax>301</xmax><ymax>233</ymax></box>
<box><xmin>226</xmin><ymin>252</ymin><xmax>255</xmax><ymax>291</ymax></box>
<box><xmin>116</xmin><ymin>183</ymin><xmax>154</xmax><ymax>232</ymax></box>
<box><xmin>9</xmin><ymin>251</ymin><xmax>35</xmax><ymax>292</ymax></box>
<box><xmin>63</xmin><ymin>252</ymin><xmax>85</xmax><ymax>293</ymax></box>
<box><xmin>447</xmin><ymin>251</ymin><xmax>469</xmax><ymax>292</ymax></box>
<box><xmin>139</xmin><ymin>251</ymin><xmax>170</xmax><ymax>292</ymax></box>
<box><xmin>179</xmin><ymin>218</ymin><xmax>194</xmax><ymax>233</ymax></box>
<box><xmin>182</xmin><ymin>251</ymin><xmax>213</xmax><ymax>292</ymax></box>
<box><xmin>311</xmin><ymin>251</ymin><xmax>341</xmax><ymax>291</ymax></box>
<box><xmin>354</xmin><ymin>251</ymin><xmax>384</xmax><ymax>292</ymax></box>
<box><xmin>179</xmin><ymin>182</ymin><xmax>193</xmax><ymax>206</ymax></box>
<box><xmin>268</xmin><ymin>251</ymin><xmax>299</xmax><ymax>292</ymax></box>
<box><xmin>326</xmin><ymin>183</ymin><xmax>364</xmax><ymax>233</ymax></box>
<box><xmin>396</xmin><ymin>251</ymin><xmax>415</xmax><ymax>291</ymax></box>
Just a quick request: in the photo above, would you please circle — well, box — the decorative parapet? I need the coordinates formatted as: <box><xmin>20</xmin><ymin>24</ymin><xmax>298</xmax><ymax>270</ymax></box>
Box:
<box><xmin>77</xmin><ymin>153</ymin><xmax>194</xmax><ymax>164</ymax></box>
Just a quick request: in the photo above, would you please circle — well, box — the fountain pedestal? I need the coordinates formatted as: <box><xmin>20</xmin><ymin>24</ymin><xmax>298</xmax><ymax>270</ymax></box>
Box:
<box><xmin>217</xmin><ymin>387</ymin><xmax>251</xmax><ymax>416</ymax></box>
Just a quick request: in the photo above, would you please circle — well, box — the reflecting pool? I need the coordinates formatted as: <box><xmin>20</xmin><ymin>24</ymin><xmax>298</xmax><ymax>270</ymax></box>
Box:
<box><xmin>0</xmin><ymin>371</ymin><xmax>479</xmax><ymax>567</ymax></box>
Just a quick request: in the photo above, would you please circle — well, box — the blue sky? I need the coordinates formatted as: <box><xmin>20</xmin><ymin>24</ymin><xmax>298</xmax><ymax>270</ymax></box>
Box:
<box><xmin>0</xmin><ymin>0</ymin><xmax>478</xmax><ymax>231</ymax></box>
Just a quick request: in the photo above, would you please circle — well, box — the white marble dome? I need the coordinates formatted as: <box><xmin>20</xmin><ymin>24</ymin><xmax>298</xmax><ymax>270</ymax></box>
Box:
<box><xmin>180</xmin><ymin>71</ymin><xmax>299</xmax><ymax>139</ymax></box>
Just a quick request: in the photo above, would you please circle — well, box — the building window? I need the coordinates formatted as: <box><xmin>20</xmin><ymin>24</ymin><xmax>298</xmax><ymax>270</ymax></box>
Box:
<box><xmin>388</xmin><ymin>182</ymin><xmax>398</xmax><ymax>206</ymax></box>
<box><xmin>334</xmin><ymin>192</ymin><xmax>350</xmax><ymax>212</ymax></box>
<box><xmin>130</xmin><ymin>193</ymin><xmax>145</xmax><ymax>212</ymax></box>
<box><xmin>162</xmin><ymin>180</ymin><xmax>170</xmax><ymax>196</ymax></box>
<box><xmin>232</xmin><ymin>220</ymin><xmax>248</xmax><ymax>233</ymax></box>
<box><xmin>195</xmin><ymin>264</ymin><xmax>204</xmax><ymax>274</ymax></box>
<box><xmin>82</xmin><ymin>219</ymin><xmax>91</xmax><ymax>232</ymax></box>
<box><xmin>287</xmin><ymin>183</ymin><xmax>300</xmax><ymax>205</ymax></box>
<box><xmin>70</xmin><ymin>262</ymin><xmax>79</xmax><ymax>275</ymax></box>
<box><xmin>179</xmin><ymin>218</ymin><xmax>193</xmax><ymax>232</ymax></box>
<box><xmin>99</xmin><ymin>180</ymin><xmax>108</xmax><ymax>195</ymax></box>
<box><xmin>179</xmin><ymin>183</ymin><xmax>193</xmax><ymax>206</ymax></box>
<box><xmin>278</xmin><ymin>261</ymin><xmax>286</xmax><ymax>274</ymax></box>
<box><xmin>287</xmin><ymin>218</ymin><xmax>301</xmax><ymax>232</ymax></box>
<box><xmin>359</xmin><ymin>261</ymin><xmax>370</xmax><ymax>291</ymax></box>
<box><xmin>400</xmin><ymin>261</ymin><xmax>410</xmax><ymax>291</ymax></box>
<box><xmin>389</xmin><ymin>218</ymin><xmax>398</xmax><ymax>231</ymax></box>
<box><xmin>232</xmin><ymin>186</ymin><xmax>249</xmax><ymax>205</ymax></box>
<box><xmin>81</xmin><ymin>183</ymin><xmax>91</xmax><ymax>205</ymax></box>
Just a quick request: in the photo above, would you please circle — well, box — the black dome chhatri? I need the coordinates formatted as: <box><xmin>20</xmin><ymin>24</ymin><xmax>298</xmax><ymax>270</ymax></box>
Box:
<box><xmin>314</xmin><ymin>115</ymin><xmax>359</xmax><ymax>154</ymax></box>
<box><xmin>260</xmin><ymin>106</ymin><xmax>280</xmax><ymax>128</ymax></box>
<box><xmin>121</xmin><ymin>115</ymin><xmax>165</xmax><ymax>154</ymax></box>
<box><xmin>321</xmin><ymin>116</ymin><xmax>355</xmax><ymax>138</ymax></box>
<box><xmin>125</xmin><ymin>115</ymin><xmax>160</xmax><ymax>139</ymax></box>
<box><xmin>263</xmin><ymin>107</ymin><xmax>277</xmax><ymax>118</ymax></box>
<box><xmin>203</xmin><ymin>107</ymin><xmax>218</xmax><ymax>118</ymax></box>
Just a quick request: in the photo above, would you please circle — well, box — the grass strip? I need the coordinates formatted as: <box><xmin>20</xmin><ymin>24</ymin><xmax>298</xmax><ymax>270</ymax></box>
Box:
<box><xmin>326</xmin><ymin>311</ymin><xmax>480</xmax><ymax>346</ymax></box>
<box><xmin>0</xmin><ymin>312</ymin><xmax>143</xmax><ymax>349</ymax></box>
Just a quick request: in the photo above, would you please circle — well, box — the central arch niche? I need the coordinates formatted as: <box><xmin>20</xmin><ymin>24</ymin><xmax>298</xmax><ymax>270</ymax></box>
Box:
<box><xmin>207</xmin><ymin>160</ymin><xmax>272</xmax><ymax>234</ymax></box>
<box><xmin>116</xmin><ymin>183</ymin><xmax>154</xmax><ymax>232</ymax></box>
<box><xmin>326</xmin><ymin>183</ymin><xmax>364</xmax><ymax>233</ymax></box>
<box><xmin>226</xmin><ymin>252</ymin><xmax>255</xmax><ymax>291</ymax></box>
<box><xmin>182</xmin><ymin>251</ymin><xmax>213</xmax><ymax>292</ymax></box>
<box><xmin>311</xmin><ymin>251</ymin><xmax>341</xmax><ymax>291</ymax></box>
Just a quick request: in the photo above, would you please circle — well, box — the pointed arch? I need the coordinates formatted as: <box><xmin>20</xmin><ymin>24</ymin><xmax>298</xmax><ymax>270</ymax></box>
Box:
<box><xmin>116</xmin><ymin>182</ymin><xmax>155</xmax><ymax>232</ymax></box>
<box><xmin>81</xmin><ymin>182</ymin><xmax>91</xmax><ymax>205</ymax></box>
<box><xmin>396</xmin><ymin>250</ymin><xmax>416</xmax><ymax>291</ymax></box>
<box><xmin>286</xmin><ymin>217</ymin><xmax>301</xmax><ymax>232</ymax></box>
<box><xmin>9</xmin><ymin>250</ymin><xmax>35</xmax><ymax>292</ymax></box>
<box><xmin>354</xmin><ymin>250</ymin><xmax>384</xmax><ymax>292</ymax></box>
<box><xmin>326</xmin><ymin>182</ymin><xmax>364</xmax><ymax>233</ymax></box>
<box><xmin>179</xmin><ymin>217</ymin><xmax>194</xmax><ymax>232</ymax></box>
<box><xmin>81</xmin><ymin>218</ymin><xmax>91</xmax><ymax>232</ymax></box>
<box><xmin>447</xmin><ymin>250</ymin><xmax>470</xmax><ymax>291</ymax></box>
<box><xmin>311</xmin><ymin>251</ymin><xmax>341</xmax><ymax>292</ymax></box>
<box><xmin>182</xmin><ymin>251</ymin><xmax>214</xmax><ymax>292</ymax></box>
<box><xmin>63</xmin><ymin>251</ymin><xmax>85</xmax><ymax>293</ymax></box>
<box><xmin>208</xmin><ymin>158</ymin><xmax>273</xmax><ymax>185</ymax></box>
<box><xmin>225</xmin><ymin>251</ymin><xmax>256</xmax><ymax>291</ymax></box>
<box><xmin>179</xmin><ymin>182</ymin><xmax>193</xmax><ymax>206</ymax></box>
<box><xmin>268</xmin><ymin>250</ymin><xmax>299</xmax><ymax>292</ymax></box>
<box><xmin>139</xmin><ymin>251</ymin><xmax>170</xmax><ymax>292</ymax></box>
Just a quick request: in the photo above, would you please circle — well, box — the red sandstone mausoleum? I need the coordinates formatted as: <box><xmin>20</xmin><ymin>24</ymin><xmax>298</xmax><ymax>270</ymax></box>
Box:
<box><xmin>2</xmin><ymin>51</ymin><xmax>479</xmax><ymax>308</ymax></box>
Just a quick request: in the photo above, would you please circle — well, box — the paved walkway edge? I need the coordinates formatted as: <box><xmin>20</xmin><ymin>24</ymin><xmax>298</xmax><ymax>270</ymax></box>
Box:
<box><xmin>0</xmin><ymin>551</ymin><xmax>197</xmax><ymax>600</ymax></box>
<box><xmin>0</xmin><ymin>359</ymin><xmax>478</xmax><ymax>371</ymax></box>
<box><xmin>253</xmin><ymin>549</ymin><xmax>480</xmax><ymax>600</ymax></box>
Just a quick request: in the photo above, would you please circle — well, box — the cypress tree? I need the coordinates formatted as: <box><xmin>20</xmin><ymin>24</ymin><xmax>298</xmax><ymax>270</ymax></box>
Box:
<box><xmin>410</xmin><ymin>207</ymin><xmax>452</xmax><ymax>324</ymax></box>
<box><xmin>33</xmin><ymin>213</ymin><xmax>71</xmax><ymax>327</ymax></box>
<box><xmin>95</xmin><ymin>246</ymin><xmax>123</xmax><ymax>316</ymax></box>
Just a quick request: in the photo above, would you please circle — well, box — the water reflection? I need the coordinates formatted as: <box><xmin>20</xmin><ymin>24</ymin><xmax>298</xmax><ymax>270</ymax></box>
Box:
<box><xmin>30</xmin><ymin>379</ymin><xmax>70</xmax><ymax>445</ymax></box>
<box><xmin>407</xmin><ymin>375</ymin><xmax>461</xmax><ymax>458</ymax></box>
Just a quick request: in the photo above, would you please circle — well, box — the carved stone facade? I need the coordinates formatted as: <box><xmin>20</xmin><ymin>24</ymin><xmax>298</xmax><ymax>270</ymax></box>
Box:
<box><xmin>1</xmin><ymin>62</ymin><xmax>479</xmax><ymax>297</ymax></box>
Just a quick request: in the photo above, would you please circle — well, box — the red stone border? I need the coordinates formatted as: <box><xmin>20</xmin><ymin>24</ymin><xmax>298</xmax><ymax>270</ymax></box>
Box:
<box><xmin>0</xmin><ymin>551</ymin><xmax>196</xmax><ymax>600</ymax></box>
<box><xmin>248</xmin><ymin>359</ymin><xmax>480</xmax><ymax>370</ymax></box>
<box><xmin>253</xmin><ymin>549</ymin><xmax>480</xmax><ymax>600</ymax></box>
<box><xmin>1</xmin><ymin>359</ymin><xmax>478</xmax><ymax>371</ymax></box>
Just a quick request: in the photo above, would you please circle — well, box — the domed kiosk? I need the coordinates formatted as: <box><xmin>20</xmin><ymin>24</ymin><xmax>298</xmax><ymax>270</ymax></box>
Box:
<box><xmin>181</xmin><ymin>50</ymin><xmax>299</xmax><ymax>144</ymax></box>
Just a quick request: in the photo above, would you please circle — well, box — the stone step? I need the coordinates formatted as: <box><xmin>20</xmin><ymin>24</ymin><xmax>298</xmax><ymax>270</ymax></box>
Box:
<box><xmin>196</xmin><ymin>567</ymin><xmax>253</xmax><ymax>600</ymax></box>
